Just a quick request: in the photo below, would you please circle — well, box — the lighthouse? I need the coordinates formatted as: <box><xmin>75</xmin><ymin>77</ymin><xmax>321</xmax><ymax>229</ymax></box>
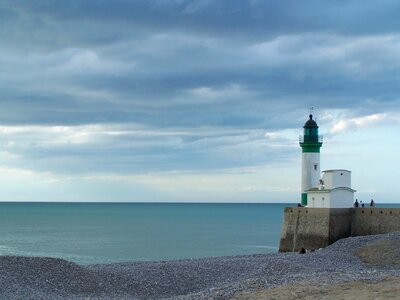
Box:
<box><xmin>280</xmin><ymin>115</ymin><xmax>385</xmax><ymax>253</ymax></box>
<box><xmin>299</xmin><ymin>114</ymin><xmax>323</xmax><ymax>206</ymax></box>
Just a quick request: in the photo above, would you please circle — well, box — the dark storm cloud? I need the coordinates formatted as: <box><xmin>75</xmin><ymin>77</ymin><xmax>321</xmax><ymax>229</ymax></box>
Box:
<box><xmin>1</xmin><ymin>0</ymin><xmax>400</xmax><ymax>174</ymax></box>
<box><xmin>9</xmin><ymin>1</ymin><xmax>400</xmax><ymax>41</ymax></box>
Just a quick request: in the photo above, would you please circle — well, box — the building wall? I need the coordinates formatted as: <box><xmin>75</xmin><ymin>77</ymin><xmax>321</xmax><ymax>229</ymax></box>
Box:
<box><xmin>307</xmin><ymin>188</ymin><xmax>354</xmax><ymax>208</ymax></box>
<box><xmin>323</xmin><ymin>170</ymin><xmax>351</xmax><ymax>189</ymax></box>
<box><xmin>351</xmin><ymin>208</ymin><xmax>400</xmax><ymax>236</ymax></box>
<box><xmin>328</xmin><ymin>208</ymin><xmax>353</xmax><ymax>244</ymax></box>
<box><xmin>330</xmin><ymin>189</ymin><xmax>354</xmax><ymax>208</ymax></box>
<box><xmin>308</xmin><ymin>192</ymin><xmax>330</xmax><ymax>208</ymax></box>
<box><xmin>301</xmin><ymin>153</ymin><xmax>320</xmax><ymax>194</ymax></box>
<box><xmin>279</xmin><ymin>207</ymin><xmax>329</xmax><ymax>252</ymax></box>
<box><xmin>279</xmin><ymin>207</ymin><xmax>400</xmax><ymax>252</ymax></box>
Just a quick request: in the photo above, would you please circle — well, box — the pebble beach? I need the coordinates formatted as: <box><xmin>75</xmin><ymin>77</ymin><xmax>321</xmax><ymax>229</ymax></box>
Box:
<box><xmin>0</xmin><ymin>232</ymin><xmax>399</xmax><ymax>299</ymax></box>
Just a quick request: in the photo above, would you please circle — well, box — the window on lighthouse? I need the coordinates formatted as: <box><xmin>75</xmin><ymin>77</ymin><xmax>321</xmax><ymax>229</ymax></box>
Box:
<box><xmin>314</xmin><ymin>164</ymin><xmax>318</xmax><ymax>171</ymax></box>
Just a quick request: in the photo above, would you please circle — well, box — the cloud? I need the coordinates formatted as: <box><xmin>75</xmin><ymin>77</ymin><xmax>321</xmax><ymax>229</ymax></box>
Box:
<box><xmin>330</xmin><ymin>113</ymin><xmax>388</xmax><ymax>134</ymax></box>
<box><xmin>0</xmin><ymin>123</ymin><xmax>298</xmax><ymax>177</ymax></box>
<box><xmin>248</xmin><ymin>34</ymin><xmax>400</xmax><ymax>77</ymax></box>
<box><xmin>2</xmin><ymin>2</ymin><xmax>400</xmax><ymax>128</ymax></box>
<box><xmin>0</xmin><ymin>1</ymin><xmax>400</xmax><ymax>201</ymax></box>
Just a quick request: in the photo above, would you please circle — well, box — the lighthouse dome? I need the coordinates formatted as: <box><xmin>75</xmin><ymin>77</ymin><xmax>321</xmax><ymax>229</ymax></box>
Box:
<box><xmin>303</xmin><ymin>114</ymin><xmax>318</xmax><ymax>128</ymax></box>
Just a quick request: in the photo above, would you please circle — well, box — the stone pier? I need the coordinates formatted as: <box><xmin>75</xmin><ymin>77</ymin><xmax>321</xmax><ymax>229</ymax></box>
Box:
<box><xmin>279</xmin><ymin>207</ymin><xmax>400</xmax><ymax>252</ymax></box>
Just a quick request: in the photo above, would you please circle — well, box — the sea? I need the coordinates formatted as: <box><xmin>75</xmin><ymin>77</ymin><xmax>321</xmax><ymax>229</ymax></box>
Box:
<box><xmin>0</xmin><ymin>202</ymin><xmax>398</xmax><ymax>265</ymax></box>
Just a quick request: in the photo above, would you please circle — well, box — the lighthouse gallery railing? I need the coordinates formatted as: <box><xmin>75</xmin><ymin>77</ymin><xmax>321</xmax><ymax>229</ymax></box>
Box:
<box><xmin>299</xmin><ymin>135</ymin><xmax>323</xmax><ymax>143</ymax></box>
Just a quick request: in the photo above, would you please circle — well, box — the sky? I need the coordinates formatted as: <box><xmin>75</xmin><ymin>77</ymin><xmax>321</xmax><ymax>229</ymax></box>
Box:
<box><xmin>0</xmin><ymin>0</ymin><xmax>399</xmax><ymax>203</ymax></box>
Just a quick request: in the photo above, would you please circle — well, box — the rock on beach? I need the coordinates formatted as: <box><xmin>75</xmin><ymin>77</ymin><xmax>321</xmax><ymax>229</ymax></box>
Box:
<box><xmin>0</xmin><ymin>232</ymin><xmax>399</xmax><ymax>299</ymax></box>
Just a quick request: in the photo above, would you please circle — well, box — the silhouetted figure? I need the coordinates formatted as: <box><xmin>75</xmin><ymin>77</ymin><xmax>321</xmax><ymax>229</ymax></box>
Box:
<box><xmin>354</xmin><ymin>199</ymin><xmax>359</xmax><ymax>208</ymax></box>
<box><xmin>370</xmin><ymin>199</ymin><xmax>375</xmax><ymax>207</ymax></box>
<box><xmin>361</xmin><ymin>201</ymin><xmax>365</xmax><ymax>208</ymax></box>
<box><xmin>299</xmin><ymin>247</ymin><xmax>306</xmax><ymax>254</ymax></box>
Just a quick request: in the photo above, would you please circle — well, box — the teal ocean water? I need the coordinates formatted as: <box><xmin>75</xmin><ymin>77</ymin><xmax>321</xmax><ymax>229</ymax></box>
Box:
<box><xmin>0</xmin><ymin>203</ymin><xmax>287</xmax><ymax>264</ymax></box>
<box><xmin>0</xmin><ymin>202</ymin><xmax>398</xmax><ymax>265</ymax></box>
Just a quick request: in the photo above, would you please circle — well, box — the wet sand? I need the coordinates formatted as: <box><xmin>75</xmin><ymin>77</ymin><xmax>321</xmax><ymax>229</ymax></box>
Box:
<box><xmin>232</xmin><ymin>276</ymin><xmax>400</xmax><ymax>300</ymax></box>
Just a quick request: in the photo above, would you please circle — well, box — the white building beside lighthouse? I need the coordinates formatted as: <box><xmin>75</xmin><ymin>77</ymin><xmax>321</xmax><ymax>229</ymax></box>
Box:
<box><xmin>299</xmin><ymin>114</ymin><xmax>356</xmax><ymax>208</ymax></box>
<box><xmin>307</xmin><ymin>169</ymin><xmax>356</xmax><ymax>208</ymax></box>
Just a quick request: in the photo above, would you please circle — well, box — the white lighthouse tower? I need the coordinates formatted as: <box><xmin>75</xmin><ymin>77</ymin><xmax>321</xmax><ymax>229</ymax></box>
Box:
<box><xmin>299</xmin><ymin>114</ymin><xmax>323</xmax><ymax>206</ymax></box>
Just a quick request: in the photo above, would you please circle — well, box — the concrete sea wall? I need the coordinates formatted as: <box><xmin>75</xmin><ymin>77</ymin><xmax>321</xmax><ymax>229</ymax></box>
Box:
<box><xmin>279</xmin><ymin>207</ymin><xmax>400</xmax><ymax>252</ymax></box>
